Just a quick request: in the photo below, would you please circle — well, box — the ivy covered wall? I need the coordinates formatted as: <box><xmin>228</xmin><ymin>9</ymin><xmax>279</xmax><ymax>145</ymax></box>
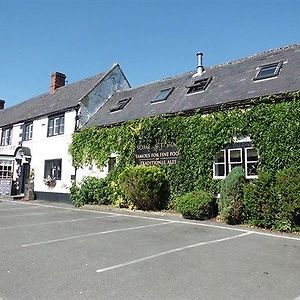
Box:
<box><xmin>70</xmin><ymin>92</ymin><xmax>300</xmax><ymax>198</ymax></box>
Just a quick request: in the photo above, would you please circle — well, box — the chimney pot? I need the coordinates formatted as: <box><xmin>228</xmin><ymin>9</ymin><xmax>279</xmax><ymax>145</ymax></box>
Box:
<box><xmin>194</xmin><ymin>52</ymin><xmax>205</xmax><ymax>76</ymax></box>
<box><xmin>50</xmin><ymin>72</ymin><xmax>66</xmax><ymax>94</ymax></box>
<box><xmin>0</xmin><ymin>99</ymin><xmax>5</xmax><ymax>110</ymax></box>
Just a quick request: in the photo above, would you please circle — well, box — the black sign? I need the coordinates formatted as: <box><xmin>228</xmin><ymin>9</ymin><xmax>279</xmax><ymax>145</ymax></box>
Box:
<box><xmin>136</xmin><ymin>143</ymin><xmax>179</xmax><ymax>166</ymax></box>
<box><xmin>0</xmin><ymin>179</ymin><xmax>12</xmax><ymax>196</ymax></box>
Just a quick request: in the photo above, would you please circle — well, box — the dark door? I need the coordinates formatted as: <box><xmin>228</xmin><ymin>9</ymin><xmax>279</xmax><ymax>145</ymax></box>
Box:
<box><xmin>19</xmin><ymin>163</ymin><xmax>30</xmax><ymax>194</ymax></box>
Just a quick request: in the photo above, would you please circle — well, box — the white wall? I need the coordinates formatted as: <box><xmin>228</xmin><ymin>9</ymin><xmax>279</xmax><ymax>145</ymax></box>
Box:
<box><xmin>0</xmin><ymin>123</ymin><xmax>23</xmax><ymax>156</ymax></box>
<box><xmin>22</xmin><ymin>110</ymin><xmax>76</xmax><ymax>194</ymax></box>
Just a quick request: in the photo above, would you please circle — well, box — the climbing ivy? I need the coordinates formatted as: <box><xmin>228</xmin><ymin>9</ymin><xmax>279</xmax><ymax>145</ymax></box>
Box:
<box><xmin>69</xmin><ymin>92</ymin><xmax>300</xmax><ymax>200</ymax></box>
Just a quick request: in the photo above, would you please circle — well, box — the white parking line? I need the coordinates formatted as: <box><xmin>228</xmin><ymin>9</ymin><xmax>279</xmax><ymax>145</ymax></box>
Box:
<box><xmin>96</xmin><ymin>232</ymin><xmax>253</xmax><ymax>273</ymax></box>
<box><xmin>0</xmin><ymin>206</ymin><xmax>41</xmax><ymax>211</ymax></box>
<box><xmin>4</xmin><ymin>199</ymin><xmax>300</xmax><ymax>242</ymax></box>
<box><xmin>0</xmin><ymin>211</ymin><xmax>72</xmax><ymax>218</ymax></box>
<box><xmin>22</xmin><ymin>221</ymin><xmax>174</xmax><ymax>248</ymax></box>
<box><xmin>0</xmin><ymin>214</ymin><xmax>122</xmax><ymax>230</ymax></box>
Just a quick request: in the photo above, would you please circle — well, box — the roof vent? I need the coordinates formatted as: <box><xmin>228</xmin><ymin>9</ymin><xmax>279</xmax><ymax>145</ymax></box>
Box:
<box><xmin>50</xmin><ymin>72</ymin><xmax>66</xmax><ymax>94</ymax></box>
<box><xmin>0</xmin><ymin>99</ymin><xmax>5</xmax><ymax>110</ymax></box>
<box><xmin>193</xmin><ymin>52</ymin><xmax>205</xmax><ymax>77</ymax></box>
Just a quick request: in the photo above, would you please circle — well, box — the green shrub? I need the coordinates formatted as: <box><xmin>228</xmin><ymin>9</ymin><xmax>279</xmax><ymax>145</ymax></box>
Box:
<box><xmin>119</xmin><ymin>165</ymin><xmax>169</xmax><ymax>211</ymax></box>
<box><xmin>70</xmin><ymin>176</ymin><xmax>110</xmax><ymax>207</ymax></box>
<box><xmin>243</xmin><ymin>171</ymin><xmax>277</xmax><ymax>228</ymax></box>
<box><xmin>219</xmin><ymin>166</ymin><xmax>246</xmax><ymax>224</ymax></box>
<box><xmin>175</xmin><ymin>190</ymin><xmax>217</xmax><ymax>220</ymax></box>
<box><xmin>275</xmin><ymin>166</ymin><xmax>300</xmax><ymax>231</ymax></box>
<box><xmin>243</xmin><ymin>167</ymin><xmax>300</xmax><ymax>231</ymax></box>
<box><xmin>70</xmin><ymin>183</ymin><xmax>84</xmax><ymax>207</ymax></box>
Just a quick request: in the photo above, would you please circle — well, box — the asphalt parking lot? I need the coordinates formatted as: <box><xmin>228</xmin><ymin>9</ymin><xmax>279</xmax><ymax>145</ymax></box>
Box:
<box><xmin>0</xmin><ymin>199</ymin><xmax>299</xmax><ymax>300</ymax></box>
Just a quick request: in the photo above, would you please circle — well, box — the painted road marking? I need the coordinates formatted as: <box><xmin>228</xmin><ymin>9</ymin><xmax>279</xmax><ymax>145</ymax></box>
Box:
<box><xmin>0</xmin><ymin>206</ymin><xmax>41</xmax><ymax>211</ymax></box>
<box><xmin>4</xmin><ymin>199</ymin><xmax>300</xmax><ymax>242</ymax></box>
<box><xmin>22</xmin><ymin>221</ymin><xmax>174</xmax><ymax>247</ymax></box>
<box><xmin>0</xmin><ymin>210</ymin><xmax>72</xmax><ymax>218</ymax></box>
<box><xmin>0</xmin><ymin>214</ymin><xmax>122</xmax><ymax>230</ymax></box>
<box><xmin>96</xmin><ymin>232</ymin><xmax>253</xmax><ymax>273</ymax></box>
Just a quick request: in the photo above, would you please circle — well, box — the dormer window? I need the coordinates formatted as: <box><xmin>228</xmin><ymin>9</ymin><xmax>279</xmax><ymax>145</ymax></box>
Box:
<box><xmin>254</xmin><ymin>61</ymin><xmax>282</xmax><ymax>80</ymax></box>
<box><xmin>152</xmin><ymin>87</ymin><xmax>174</xmax><ymax>103</ymax></box>
<box><xmin>110</xmin><ymin>98</ymin><xmax>131</xmax><ymax>113</ymax></box>
<box><xmin>187</xmin><ymin>77</ymin><xmax>212</xmax><ymax>94</ymax></box>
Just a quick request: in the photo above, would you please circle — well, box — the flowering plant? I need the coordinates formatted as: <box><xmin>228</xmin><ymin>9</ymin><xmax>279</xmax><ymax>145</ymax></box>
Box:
<box><xmin>44</xmin><ymin>176</ymin><xmax>56</xmax><ymax>187</ymax></box>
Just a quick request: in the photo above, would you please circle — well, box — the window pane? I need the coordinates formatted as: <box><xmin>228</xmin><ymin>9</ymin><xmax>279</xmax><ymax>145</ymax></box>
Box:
<box><xmin>215</xmin><ymin>164</ymin><xmax>225</xmax><ymax>177</ymax></box>
<box><xmin>48</xmin><ymin>119</ymin><xmax>54</xmax><ymax>136</ymax></box>
<box><xmin>258</xmin><ymin>65</ymin><xmax>277</xmax><ymax>77</ymax></box>
<box><xmin>229</xmin><ymin>149</ymin><xmax>242</xmax><ymax>163</ymax></box>
<box><xmin>246</xmin><ymin>148</ymin><xmax>258</xmax><ymax>162</ymax></box>
<box><xmin>59</xmin><ymin>116</ymin><xmax>64</xmax><ymax>134</ymax></box>
<box><xmin>215</xmin><ymin>151</ymin><xmax>225</xmax><ymax>163</ymax></box>
<box><xmin>54</xmin><ymin>118</ymin><xmax>60</xmax><ymax>135</ymax></box>
<box><xmin>44</xmin><ymin>159</ymin><xmax>62</xmax><ymax>180</ymax></box>
<box><xmin>247</xmin><ymin>162</ymin><xmax>258</xmax><ymax>176</ymax></box>
<box><xmin>153</xmin><ymin>88</ymin><xmax>173</xmax><ymax>102</ymax></box>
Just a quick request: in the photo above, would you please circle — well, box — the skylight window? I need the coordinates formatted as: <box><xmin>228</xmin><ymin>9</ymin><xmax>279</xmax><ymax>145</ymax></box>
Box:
<box><xmin>187</xmin><ymin>77</ymin><xmax>212</xmax><ymax>94</ymax></box>
<box><xmin>152</xmin><ymin>87</ymin><xmax>174</xmax><ymax>103</ymax></box>
<box><xmin>110</xmin><ymin>98</ymin><xmax>131</xmax><ymax>113</ymax></box>
<box><xmin>254</xmin><ymin>61</ymin><xmax>282</xmax><ymax>80</ymax></box>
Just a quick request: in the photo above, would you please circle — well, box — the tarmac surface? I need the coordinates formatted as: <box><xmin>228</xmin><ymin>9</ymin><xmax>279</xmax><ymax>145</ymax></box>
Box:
<box><xmin>0</xmin><ymin>198</ymin><xmax>299</xmax><ymax>300</ymax></box>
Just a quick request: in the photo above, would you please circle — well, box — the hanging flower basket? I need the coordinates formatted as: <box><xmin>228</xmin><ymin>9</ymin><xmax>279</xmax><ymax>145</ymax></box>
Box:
<box><xmin>44</xmin><ymin>176</ymin><xmax>56</xmax><ymax>187</ymax></box>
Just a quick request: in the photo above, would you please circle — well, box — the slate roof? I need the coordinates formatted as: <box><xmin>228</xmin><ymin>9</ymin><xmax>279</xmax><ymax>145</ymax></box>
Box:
<box><xmin>87</xmin><ymin>44</ymin><xmax>300</xmax><ymax>128</ymax></box>
<box><xmin>0</xmin><ymin>66</ymin><xmax>116</xmax><ymax>127</ymax></box>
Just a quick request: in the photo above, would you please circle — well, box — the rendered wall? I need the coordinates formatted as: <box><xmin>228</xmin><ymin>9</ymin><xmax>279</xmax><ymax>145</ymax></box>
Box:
<box><xmin>79</xmin><ymin>65</ymin><xmax>130</xmax><ymax>126</ymax></box>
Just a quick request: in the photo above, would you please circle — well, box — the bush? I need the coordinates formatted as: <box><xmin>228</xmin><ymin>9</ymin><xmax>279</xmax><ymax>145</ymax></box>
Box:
<box><xmin>119</xmin><ymin>165</ymin><xmax>169</xmax><ymax>211</ymax></box>
<box><xmin>243</xmin><ymin>171</ymin><xmax>277</xmax><ymax>228</ymax></box>
<box><xmin>175</xmin><ymin>190</ymin><xmax>217</xmax><ymax>220</ymax></box>
<box><xmin>219</xmin><ymin>166</ymin><xmax>246</xmax><ymax>224</ymax></box>
<box><xmin>70</xmin><ymin>176</ymin><xmax>110</xmax><ymax>207</ymax></box>
<box><xmin>243</xmin><ymin>167</ymin><xmax>300</xmax><ymax>231</ymax></box>
<box><xmin>275</xmin><ymin>166</ymin><xmax>300</xmax><ymax>231</ymax></box>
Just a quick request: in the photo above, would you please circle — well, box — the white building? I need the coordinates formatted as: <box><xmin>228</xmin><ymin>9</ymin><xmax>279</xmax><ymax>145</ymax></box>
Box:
<box><xmin>0</xmin><ymin>64</ymin><xmax>130</xmax><ymax>201</ymax></box>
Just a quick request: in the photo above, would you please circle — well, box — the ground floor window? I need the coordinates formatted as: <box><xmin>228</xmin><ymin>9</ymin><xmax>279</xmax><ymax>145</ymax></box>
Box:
<box><xmin>0</xmin><ymin>160</ymin><xmax>13</xmax><ymax>179</ymax></box>
<box><xmin>44</xmin><ymin>159</ymin><xmax>62</xmax><ymax>180</ymax></box>
<box><xmin>213</xmin><ymin>144</ymin><xmax>258</xmax><ymax>179</ymax></box>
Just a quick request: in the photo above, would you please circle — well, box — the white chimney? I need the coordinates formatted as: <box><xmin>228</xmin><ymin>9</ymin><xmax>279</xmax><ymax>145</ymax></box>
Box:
<box><xmin>194</xmin><ymin>52</ymin><xmax>205</xmax><ymax>77</ymax></box>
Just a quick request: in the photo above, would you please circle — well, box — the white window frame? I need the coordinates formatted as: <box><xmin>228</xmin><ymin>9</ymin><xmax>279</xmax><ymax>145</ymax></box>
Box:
<box><xmin>23</xmin><ymin>123</ymin><xmax>33</xmax><ymax>141</ymax></box>
<box><xmin>1</xmin><ymin>128</ymin><xmax>12</xmax><ymax>146</ymax></box>
<box><xmin>44</xmin><ymin>159</ymin><xmax>62</xmax><ymax>180</ymax></box>
<box><xmin>245</xmin><ymin>147</ymin><xmax>258</xmax><ymax>179</ymax></box>
<box><xmin>213</xmin><ymin>150</ymin><xmax>226</xmax><ymax>179</ymax></box>
<box><xmin>0</xmin><ymin>159</ymin><xmax>13</xmax><ymax>179</ymax></box>
<box><xmin>48</xmin><ymin>115</ymin><xmax>64</xmax><ymax>137</ymax></box>
<box><xmin>228</xmin><ymin>148</ymin><xmax>243</xmax><ymax>173</ymax></box>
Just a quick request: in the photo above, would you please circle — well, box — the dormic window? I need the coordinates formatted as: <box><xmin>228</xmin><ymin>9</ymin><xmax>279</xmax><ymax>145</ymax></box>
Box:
<box><xmin>213</xmin><ymin>150</ymin><xmax>226</xmax><ymax>179</ymax></box>
<box><xmin>254</xmin><ymin>61</ymin><xmax>282</xmax><ymax>80</ymax></box>
<box><xmin>0</xmin><ymin>160</ymin><xmax>13</xmax><ymax>179</ymax></box>
<box><xmin>23</xmin><ymin>123</ymin><xmax>33</xmax><ymax>141</ymax></box>
<box><xmin>213</xmin><ymin>143</ymin><xmax>258</xmax><ymax>180</ymax></box>
<box><xmin>110</xmin><ymin>98</ymin><xmax>131</xmax><ymax>113</ymax></box>
<box><xmin>48</xmin><ymin>115</ymin><xmax>64</xmax><ymax>137</ymax></box>
<box><xmin>245</xmin><ymin>147</ymin><xmax>258</xmax><ymax>178</ymax></box>
<box><xmin>44</xmin><ymin>159</ymin><xmax>62</xmax><ymax>180</ymax></box>
<box><xmin>152</xmin><ymin>87</ymin><xmax>174</xmax><ymax>103</ymax></box>
<box><xmin>187</xmin><ymin>77</ymin><xmax>212</xmax><ymax>94</ymax></box>
<box><xmin>1</xmin><ymin>128</ymin><xmax>12</xmax><ymax>146</ymax></box>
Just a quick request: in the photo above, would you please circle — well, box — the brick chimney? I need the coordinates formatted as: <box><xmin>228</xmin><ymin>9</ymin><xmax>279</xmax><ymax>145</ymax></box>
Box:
<box><xmin>0</xmin><ymin>99</ymin><xmax>5</xmax><ymax>110</ymax></box>
<box><xmin>50</xmin><ymin>72</ymin><xmax>66</xmax><ymax>94</ymax></box>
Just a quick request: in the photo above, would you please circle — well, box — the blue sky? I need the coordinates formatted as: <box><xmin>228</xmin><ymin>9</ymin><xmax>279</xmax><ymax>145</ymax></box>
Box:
<box><xmin>0</xmin><ymin>0</ymin><xmax>299</xmax><ymax>107</ymax></box>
